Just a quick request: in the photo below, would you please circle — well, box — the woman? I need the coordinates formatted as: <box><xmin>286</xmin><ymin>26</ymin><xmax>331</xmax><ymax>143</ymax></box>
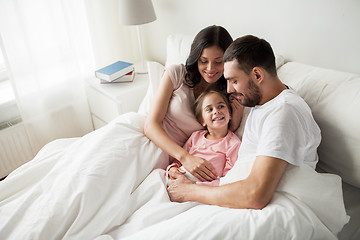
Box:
<box><xmin>0</xmin><ymin>25</ymin><xmax>242</xmax><ymax>239</ymax></box>
<box><xmin>145</xmin><ymin>25</ymin><xmax>243</xmax><ymax>181</ymax></box>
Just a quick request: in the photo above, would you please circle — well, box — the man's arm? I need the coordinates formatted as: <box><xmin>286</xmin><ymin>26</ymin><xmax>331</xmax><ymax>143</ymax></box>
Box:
<box><xmin>167</xmin><ymin>156</ymin><xmax>288</xmax><ymax>209</ymax></box>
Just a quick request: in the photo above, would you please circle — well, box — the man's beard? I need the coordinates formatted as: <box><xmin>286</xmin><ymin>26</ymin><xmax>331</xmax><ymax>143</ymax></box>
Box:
<box><xmin>239</xmin><ymin>78</ymin><xmax>262</xmax><ymax>107</ymax></box>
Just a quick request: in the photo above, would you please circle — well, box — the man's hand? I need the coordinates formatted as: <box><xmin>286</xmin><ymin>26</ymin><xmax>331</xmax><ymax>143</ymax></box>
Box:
<box><xmin>167</xmin><ymin>156</ymin><xmax>288</xmax><ymax>209</ymax></box>
<box><xmin>167</xmin><ymin>170</ymin><xmax>195</xmax><ymax>202</ymax></box>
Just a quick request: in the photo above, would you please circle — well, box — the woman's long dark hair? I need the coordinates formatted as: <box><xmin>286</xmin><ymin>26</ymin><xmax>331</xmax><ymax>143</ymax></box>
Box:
<box><xmin>184</xmin><ymin>25</ymin><xmax>233</xmax><ymax>91</ymax></box>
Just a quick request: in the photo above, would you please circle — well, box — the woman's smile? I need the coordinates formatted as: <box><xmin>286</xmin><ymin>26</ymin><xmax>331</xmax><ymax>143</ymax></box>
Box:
<box><xmin>205</xmin><ymin>71</ymin><xmax>219</xmax><ymax>79</ymax></box>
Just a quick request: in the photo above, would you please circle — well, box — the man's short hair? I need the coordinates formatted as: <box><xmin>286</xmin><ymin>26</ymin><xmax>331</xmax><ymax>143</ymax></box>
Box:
<box><xmin>223</xmin><ymin>35</ymin><xmax>277</xmax><ymax>76</ymax></box>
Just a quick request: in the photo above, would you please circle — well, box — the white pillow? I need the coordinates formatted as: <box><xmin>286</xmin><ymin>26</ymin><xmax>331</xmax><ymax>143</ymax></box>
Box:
<box><xmin>278</xmin><ymin>62</ymin><xmax>360</xmax><ymax>188</ymax></box>
<box><xmin>165</xmin><ymin>34</ymin><xmax>193</xmax><ymax>68</ymax></box>
<box><xmin>275</xmin><ymin>55</ymin><xmax>285</xmax><ymax>69</ymax></box>
<box><xmin>137</xmin><ymin>61</ymin><xmax>165</xmax><ymax>115</ymax></box>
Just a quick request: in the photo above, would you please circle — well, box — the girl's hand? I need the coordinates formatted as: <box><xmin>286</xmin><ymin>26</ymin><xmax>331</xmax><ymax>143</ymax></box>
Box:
<box><xmin>167</xmin><ymin>171</ymin><xmax>195</xmax><ymax>203</ymax></box>
<box><xmin>229</xmin><ymin>96</ymin><xmax>244</xmax><ymax>131</ymax></box>
<box><xmin>168</xmin><ymin>167</ymin><xmax>186</xmax><ymax>180</ymax></box>
<box><xmin>181</xmin><ymin>155</ymin><xmax>217</xmax><ymax>182</ymax></box>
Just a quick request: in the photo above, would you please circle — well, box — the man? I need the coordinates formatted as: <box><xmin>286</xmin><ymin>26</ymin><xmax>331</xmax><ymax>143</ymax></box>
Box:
<box><xmin>166</xmin><ymin>35</ymin><xmax>321</xmax><ymax>209</ymax></box>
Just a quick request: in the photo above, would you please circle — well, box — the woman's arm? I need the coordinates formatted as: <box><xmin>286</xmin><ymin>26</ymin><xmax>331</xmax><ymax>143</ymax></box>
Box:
<box><xmin>144</xmin><ymin>71</ymin><xmax>217</xmax><ymax>181</ymax></box>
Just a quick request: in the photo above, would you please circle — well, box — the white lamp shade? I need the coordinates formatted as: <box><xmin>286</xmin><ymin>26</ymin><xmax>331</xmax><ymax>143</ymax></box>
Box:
<box><xmin>118</xmin><ymin>0</ymin><xmax>157</xmax><ymax>25</ymax></box>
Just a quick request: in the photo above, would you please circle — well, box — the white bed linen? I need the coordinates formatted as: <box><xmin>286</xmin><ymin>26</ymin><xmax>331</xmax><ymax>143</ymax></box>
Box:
<box><xmin>0</xmin><ymin>111</ymin><xmax>348</xmax><ymax>239</ymax></box>
<box><xmin>96</xmin><ymin>163</ymin><xmax>349</xmax><ymax>240</ymax></box>
<box><xmin>0</xmin><ymin>112</ymin><xmax>166</xmax><ymax>239</ymax></box>
<box><xmin>338</xmin><ymin>182</ymin><xmax>360</xmax><ymax>239</ymax></box>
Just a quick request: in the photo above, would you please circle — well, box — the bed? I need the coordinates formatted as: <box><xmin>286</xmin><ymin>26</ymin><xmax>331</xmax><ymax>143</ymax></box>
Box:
<box><xmin>0</xmin><ymin>34</ymin><xmax>359</xmax><ymax>240</ymax></box>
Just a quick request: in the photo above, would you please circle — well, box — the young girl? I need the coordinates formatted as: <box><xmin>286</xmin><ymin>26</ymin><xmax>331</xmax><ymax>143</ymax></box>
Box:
<box><xmin>166</xmin><ymin>90</ymin><xmax>241</xmax><ymax>186</ymax></box>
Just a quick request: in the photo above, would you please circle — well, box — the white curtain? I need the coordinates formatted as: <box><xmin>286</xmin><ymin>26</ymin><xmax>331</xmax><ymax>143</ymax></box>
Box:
<box><xmin>0</xmin><ymin>0</ymin><xmax>95</xmax><ymax>154</ymax></box>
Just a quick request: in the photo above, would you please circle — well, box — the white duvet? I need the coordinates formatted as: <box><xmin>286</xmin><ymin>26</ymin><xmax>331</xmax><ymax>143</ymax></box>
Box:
<box><xmin>0</xmin><ymin>112</ymin><xmax>349</xmax><ymax>240</ymax></box>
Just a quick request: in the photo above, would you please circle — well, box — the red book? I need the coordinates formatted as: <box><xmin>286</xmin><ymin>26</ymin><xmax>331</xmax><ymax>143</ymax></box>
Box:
<box><xmin>99</xmin><ymin>71</ymin><xmax>135</xmax><ymax>84</ymax></box>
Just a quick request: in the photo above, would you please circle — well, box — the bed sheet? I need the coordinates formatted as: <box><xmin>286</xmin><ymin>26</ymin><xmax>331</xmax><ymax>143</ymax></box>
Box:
<box><xmin>96</xmin><ymin>165</ymin><xmax>347</xmax><ymax>240</ymax></box>
<box><xmin>0</xmin><ymin>112</ymin><xmax>350</xmax><ymax>239</ymax></box>
<box><xmin>0</xmin><ymin>112</ymin><xmax>165</xmax><ymax>239</ymax></box>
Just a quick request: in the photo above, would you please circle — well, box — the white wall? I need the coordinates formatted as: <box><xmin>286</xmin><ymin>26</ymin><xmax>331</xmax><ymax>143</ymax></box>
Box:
<box><xmin>86</xmin><ymin>0</ymin><xmax>360</xmax><ymax>75</ymax></box>
<box><xmin>84</xmin><ymin>0</ymin><xmax>137</xmax><ymax>68</ymax></box>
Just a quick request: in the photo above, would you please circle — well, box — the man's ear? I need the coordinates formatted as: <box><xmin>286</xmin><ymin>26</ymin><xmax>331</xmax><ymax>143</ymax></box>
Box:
<box><xmin>252</xmin><ymin>67</ymin><xmax>264</xmax><ymax>83</ymax></box>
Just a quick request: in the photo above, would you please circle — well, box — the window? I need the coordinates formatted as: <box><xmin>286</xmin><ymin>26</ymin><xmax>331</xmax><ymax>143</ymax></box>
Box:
<box><xmin>0</xmin><ymin>47</ymin><xmax>12</xmax><ymax>100</ymax></box>
<box><xmin>0</xmin><ymin>42</ymin><xmax>21</xmax><ymax>129</ymax></box>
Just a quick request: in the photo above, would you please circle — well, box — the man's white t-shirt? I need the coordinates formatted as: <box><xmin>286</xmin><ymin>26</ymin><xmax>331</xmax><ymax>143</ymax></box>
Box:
<box><xmin>221</xmin><ymin>89</ymin><xmax>321</xmax><ymax>184</ymax></box>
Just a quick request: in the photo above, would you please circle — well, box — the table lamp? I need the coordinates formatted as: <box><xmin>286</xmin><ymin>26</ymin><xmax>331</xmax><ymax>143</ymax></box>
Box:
<box><xmin>118</xmin><ymin>0</ymin><xmax>157</xmax><ymax>74</ymax></box>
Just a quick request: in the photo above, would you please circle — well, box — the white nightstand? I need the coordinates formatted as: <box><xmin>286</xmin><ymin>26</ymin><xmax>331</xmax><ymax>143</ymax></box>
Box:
<box><xmin>86</xmin><ymin>74</ymin><xmax>149</xmax><ymax>129</ymax></box>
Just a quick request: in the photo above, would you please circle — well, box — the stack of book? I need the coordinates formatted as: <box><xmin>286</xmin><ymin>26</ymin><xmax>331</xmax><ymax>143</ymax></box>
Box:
<box><xmin>95</xmin><ymin>60</ymin><xmax>135</xmax><ymax>84</ymax></box>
